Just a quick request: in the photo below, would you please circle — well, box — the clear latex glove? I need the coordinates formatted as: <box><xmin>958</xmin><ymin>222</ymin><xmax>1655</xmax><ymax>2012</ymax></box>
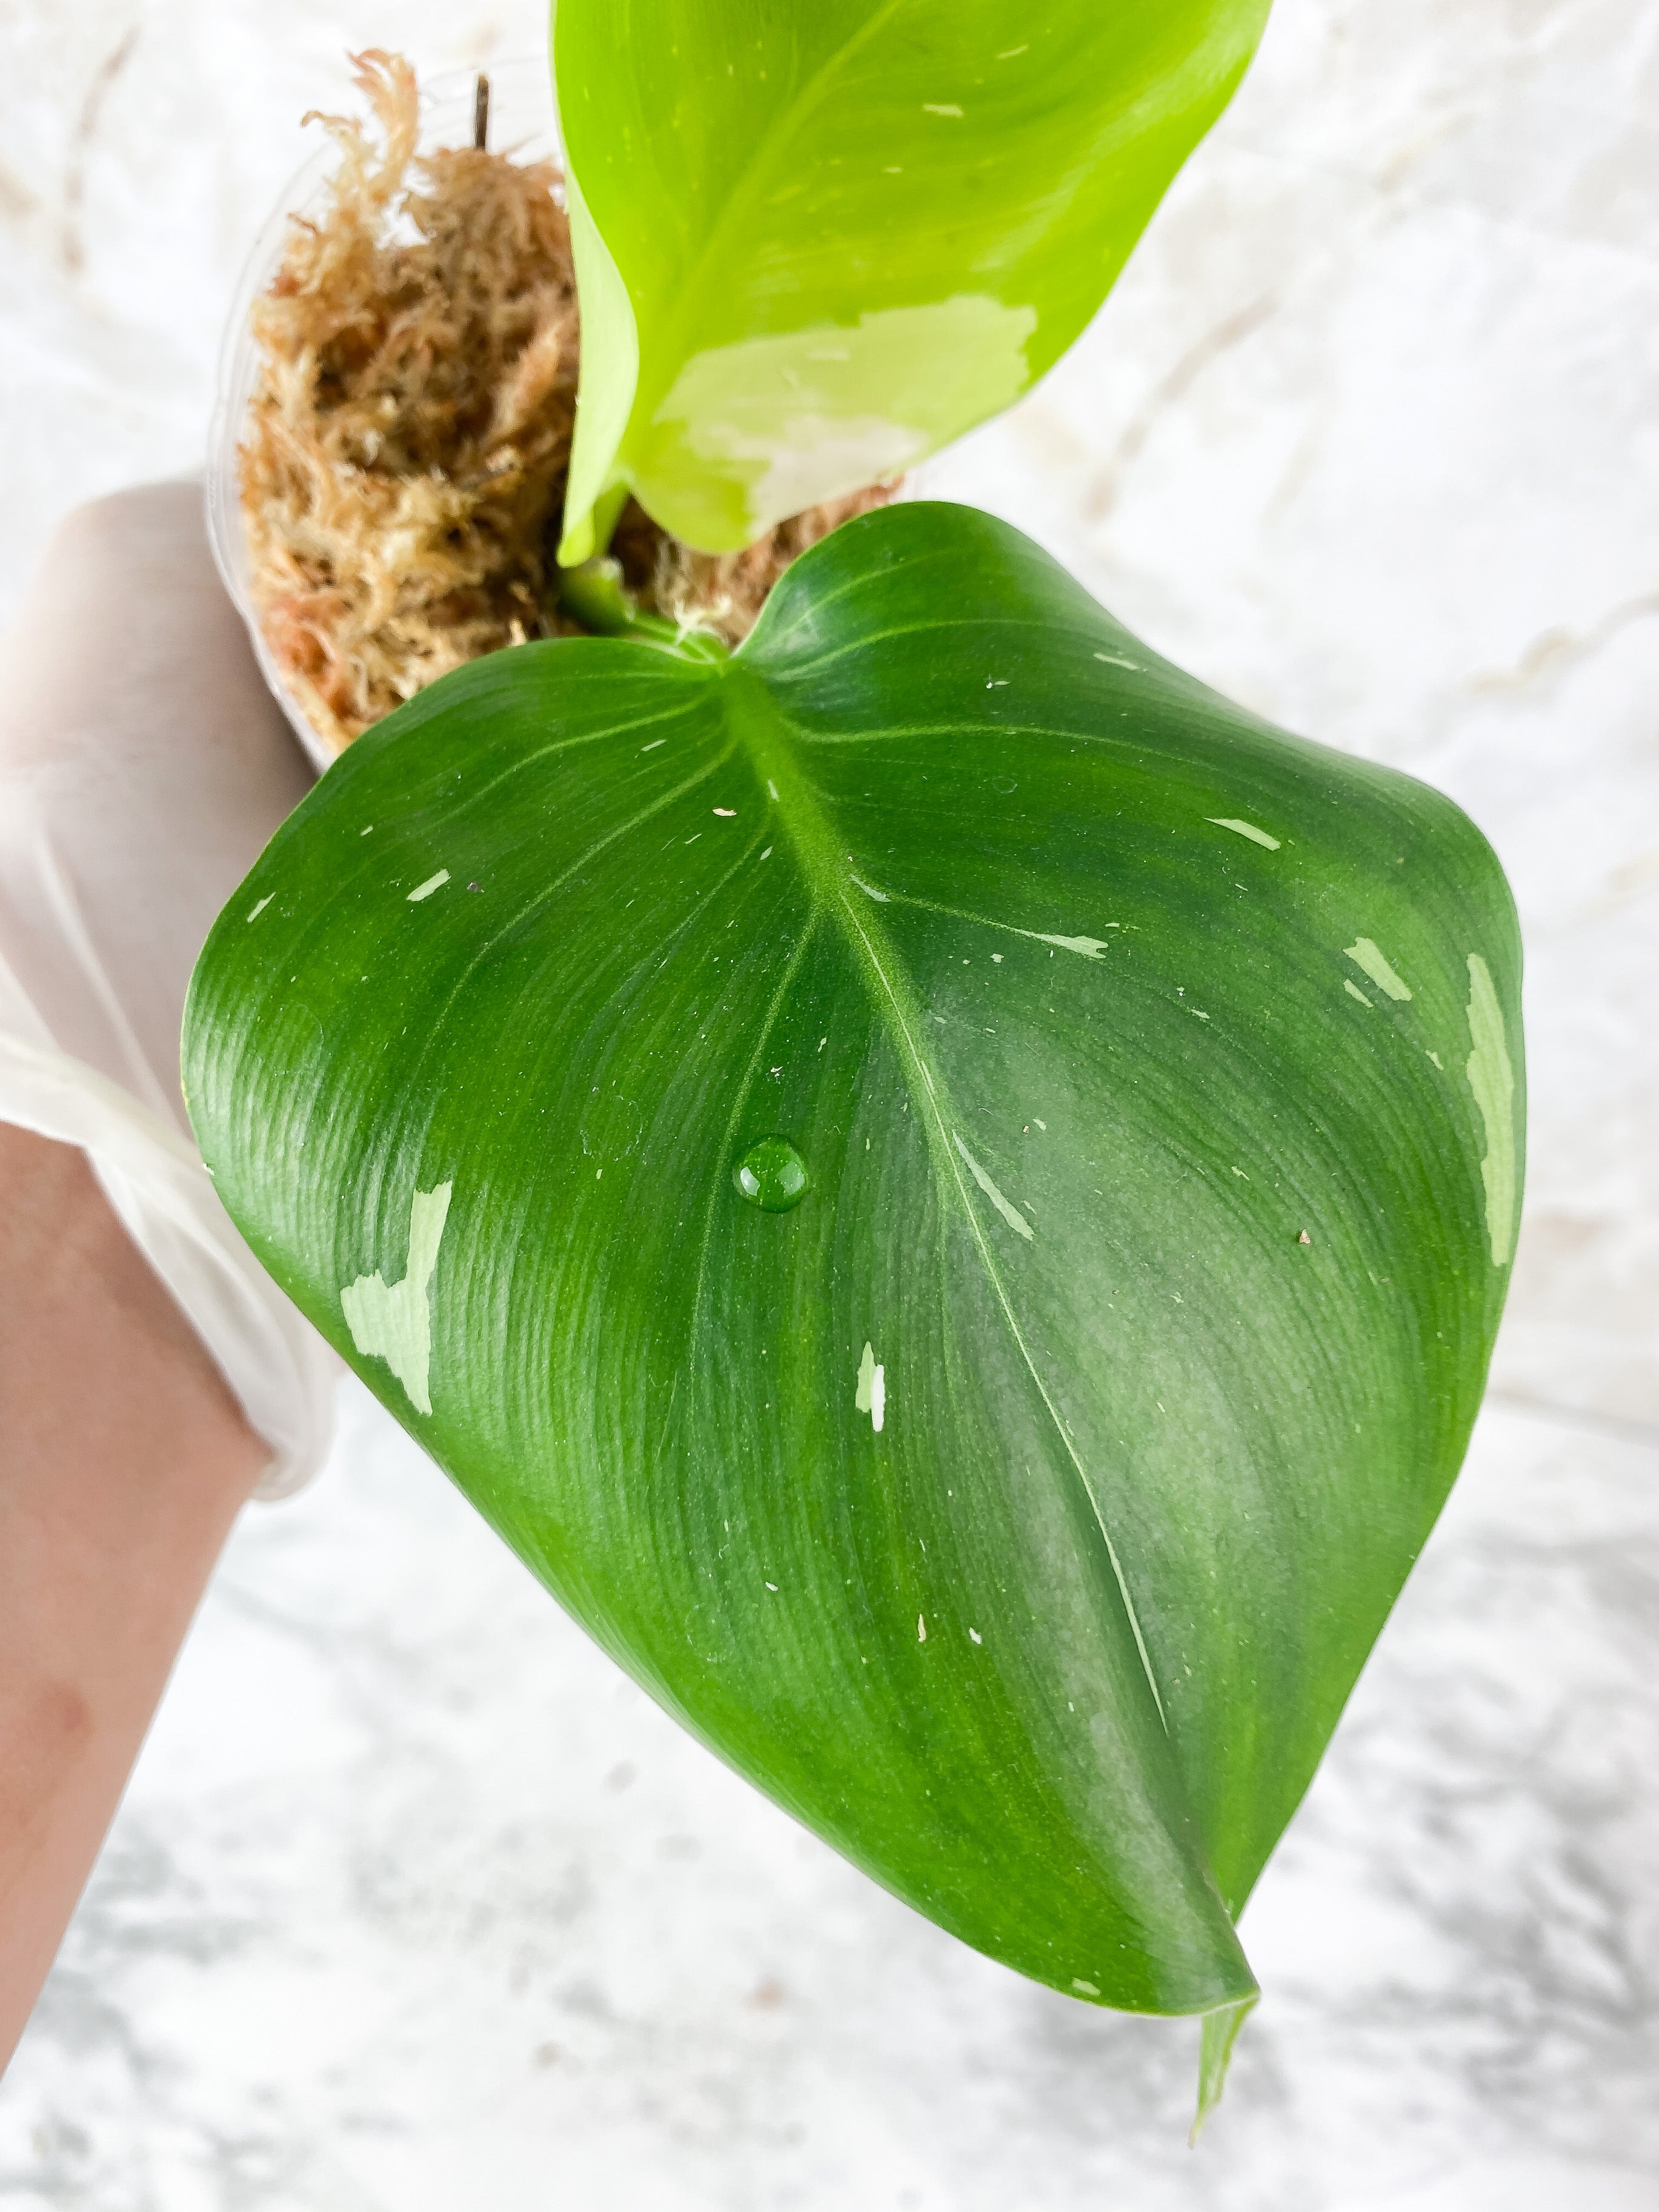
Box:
<box><xmin>0</xmin><ymin>483</ymin><xmax>339</xmax><ymax>1498</ymax></box>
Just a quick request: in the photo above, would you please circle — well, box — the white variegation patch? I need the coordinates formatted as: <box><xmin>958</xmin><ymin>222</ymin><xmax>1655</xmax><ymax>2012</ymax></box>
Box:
<box><xmin>342</xmin><ymin>1183</ymin><xmax>454</xmax><ymax>1415</ymax></box>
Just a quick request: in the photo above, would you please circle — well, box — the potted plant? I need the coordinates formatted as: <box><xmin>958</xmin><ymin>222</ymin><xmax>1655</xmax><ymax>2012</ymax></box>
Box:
<box><xmin>185</xmin><ymin>0</ymin><xmax>1523</xmax><ymax>2131</ymax></box>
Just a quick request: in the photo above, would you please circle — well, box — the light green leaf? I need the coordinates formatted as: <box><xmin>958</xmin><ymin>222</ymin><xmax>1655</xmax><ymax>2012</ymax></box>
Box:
<box><xmin>184</xmin><ymin>503</ymin><xmax>1522</xmax><ymax>2113</ymax></box>
<box><xmin>553</xmin><ymin>0</ymin><xmax>1274</xmax><ymax>554</ymax></box>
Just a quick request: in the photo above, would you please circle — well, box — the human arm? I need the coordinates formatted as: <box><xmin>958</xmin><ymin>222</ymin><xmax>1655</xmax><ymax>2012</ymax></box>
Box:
<box><xmin>0</xmin><ymin>484</ymin><xmax>330</xmax><ymax>2068</ymax></box>
<box><xmin>0</xmin><ymin>1119</ymin><xmax>265</xmax><ymax>2071</ymax></box>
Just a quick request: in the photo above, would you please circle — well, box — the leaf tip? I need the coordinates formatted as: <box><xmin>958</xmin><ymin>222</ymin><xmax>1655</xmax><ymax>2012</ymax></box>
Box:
<box><xmin>1190</xmin><ymin>1994</ymin><xmax>1256</xmax><ymax>2145</ymax></box>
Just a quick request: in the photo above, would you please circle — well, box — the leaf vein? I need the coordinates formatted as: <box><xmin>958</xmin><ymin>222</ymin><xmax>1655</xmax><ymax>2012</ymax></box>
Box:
<box><xmin>833</xmin><ymin>892</ymin><xmax>1168</xmax><ymax>1730</ymax></box>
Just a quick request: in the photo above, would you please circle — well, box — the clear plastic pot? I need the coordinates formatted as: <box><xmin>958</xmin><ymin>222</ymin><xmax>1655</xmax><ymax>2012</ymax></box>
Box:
<box><xmin>204</xmin><ymin>56</ymin><xmax>562</xmax><ymax>774</ymax></box>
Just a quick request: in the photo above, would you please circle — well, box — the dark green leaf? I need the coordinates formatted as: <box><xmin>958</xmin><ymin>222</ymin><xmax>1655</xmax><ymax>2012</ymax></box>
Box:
<box><xmin>184</xmin><ymin>503</ymin><xmax>1522</xmax><ymax>2118</ymax></box>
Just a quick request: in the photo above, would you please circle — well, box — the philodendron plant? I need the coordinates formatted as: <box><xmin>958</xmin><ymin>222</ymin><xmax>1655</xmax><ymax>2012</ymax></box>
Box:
<box><xmin>184</xmin><ymin>1</ymin><xmax>1524</xmax><ymax>2128</ymax></box>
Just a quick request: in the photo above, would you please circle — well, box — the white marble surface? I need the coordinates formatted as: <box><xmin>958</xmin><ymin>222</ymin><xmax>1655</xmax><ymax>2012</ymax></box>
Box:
<box><xmin>2</xmin><ymin>0</ymin><xmax>1657</xmax><ymax>2202</ymax></box>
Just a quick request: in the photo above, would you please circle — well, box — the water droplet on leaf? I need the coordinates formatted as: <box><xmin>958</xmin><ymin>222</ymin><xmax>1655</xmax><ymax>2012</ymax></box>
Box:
<box><xmin>733</xmin><ymin>1137</ymin><xmax>810</xmax><ymax>1212</ymax></box>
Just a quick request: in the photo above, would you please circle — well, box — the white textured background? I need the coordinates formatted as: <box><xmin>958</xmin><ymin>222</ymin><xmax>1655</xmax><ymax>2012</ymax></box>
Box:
<box><xmin>2</xmin><ymin>1</ymin><xmax>1657</xmax><ymax>2204</ymax></box>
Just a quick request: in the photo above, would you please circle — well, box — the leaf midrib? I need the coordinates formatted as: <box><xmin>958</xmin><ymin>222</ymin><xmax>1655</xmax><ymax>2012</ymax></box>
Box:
<box><xmin>610</xmin><ymin>0</ymin><xmax>913</xmax><ymax>430</ymax></box>
<box><xmin>719</xmin><ymin>660</ymin><xmax>1171</xmax><ymax>1735</ymax></box>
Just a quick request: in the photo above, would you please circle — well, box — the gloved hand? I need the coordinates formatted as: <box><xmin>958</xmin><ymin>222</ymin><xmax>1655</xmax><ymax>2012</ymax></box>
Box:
<box><xmin>0</xmin><ymin>483</ymin><xmax>339</xmax><ymax>1496</ymax></box>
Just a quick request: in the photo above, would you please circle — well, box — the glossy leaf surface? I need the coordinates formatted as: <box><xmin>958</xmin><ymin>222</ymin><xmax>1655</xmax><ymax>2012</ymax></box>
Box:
<box><xmin>553</xmin><ymin>0</ymin><xmax>1273</xmax><ymax>557</ymax></box>
<box><xmin>184</xmin><ymin>504</ymin><xmax>1522</xmax><ymax>2105</ymax></box>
